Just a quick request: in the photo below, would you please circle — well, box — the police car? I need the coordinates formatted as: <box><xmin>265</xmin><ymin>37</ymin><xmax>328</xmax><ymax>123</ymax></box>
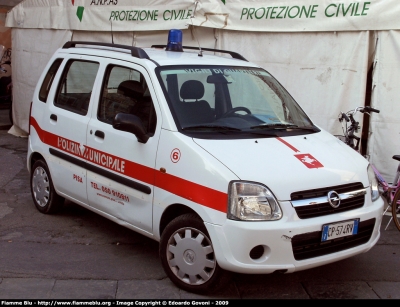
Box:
<box><xmin>27</xmin><ymin>29</ymin><xmax>384</xmax><ymax>293</ymax></box>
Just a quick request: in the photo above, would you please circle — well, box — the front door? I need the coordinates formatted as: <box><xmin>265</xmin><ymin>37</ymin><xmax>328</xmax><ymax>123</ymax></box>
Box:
<box><xmin>86</xmin><ymin>61</ymin><xmax>161</xmax><ymax>233</ymax></box>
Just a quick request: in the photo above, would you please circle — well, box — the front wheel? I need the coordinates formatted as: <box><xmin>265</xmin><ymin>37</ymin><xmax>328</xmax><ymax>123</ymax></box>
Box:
<box><xmin>391</xmin><ymin>188</ymin><xmax>400</xmax><ymax>231</ymax></box>
<box><xmin>159</xmin><ymin>213</ymin><xmax>228</xmax><ymax>294</ymax></box>
<box><xmin>30</xmin><ymin>159</ymin><xmax>64</xmax><ymax>214</ymax></box>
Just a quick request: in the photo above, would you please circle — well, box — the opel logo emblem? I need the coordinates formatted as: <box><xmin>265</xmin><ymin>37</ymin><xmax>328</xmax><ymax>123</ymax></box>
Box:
<box><xmin>327</xmin><ymin>191</ymin><xmax>341</xmax><ymax>208</ymax></box>
<box><xmin>183</xmin><ymin>250</ymin><xmax>196</xmax><ymax>264</ymax></box>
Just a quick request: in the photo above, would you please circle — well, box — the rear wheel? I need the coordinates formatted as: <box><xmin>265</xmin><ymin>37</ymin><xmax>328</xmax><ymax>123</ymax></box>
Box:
<box><xmin>159</xmin><ymin>213</ymin><xmax>228</xmax><ymax>294</ymax></box>
<box><xmin>391</xmin><ymin>188</ymin><xmax>400</xmax><ymax>231</ymax></box>
<box><xmin>30</xmin><ymin>160</ymin><xmax>64</xmax><ymax>214</ymax></box>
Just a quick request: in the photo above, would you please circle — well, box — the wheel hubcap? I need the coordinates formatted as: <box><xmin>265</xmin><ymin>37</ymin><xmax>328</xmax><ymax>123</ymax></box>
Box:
<box><xmin>167</xmin><ymin>227</ymin><xmax>216</xmax><ymax>285</ymax></box>
<box><xmin>32</xmin><ymin>166</ymin><xmax>50</xmax><ymax>207</ymax></box>
<box><xmin>183</xmin><ymin>249</ymin><xmax>196</xmax><ymax>264</ymax></box>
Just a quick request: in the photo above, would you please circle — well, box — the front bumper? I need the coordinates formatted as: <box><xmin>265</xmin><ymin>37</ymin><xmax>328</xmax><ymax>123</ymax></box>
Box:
<box><xmin>205</xmin><ymin>197</ymin><xmax>384</xmax><ymax>274</ymax></box>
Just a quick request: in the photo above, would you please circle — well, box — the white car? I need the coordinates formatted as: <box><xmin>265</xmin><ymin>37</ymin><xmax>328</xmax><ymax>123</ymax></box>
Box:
<box><xmin>27</xmin><ymin>29</ymin><xmax>384</xmax><ymax>294</ymax></box>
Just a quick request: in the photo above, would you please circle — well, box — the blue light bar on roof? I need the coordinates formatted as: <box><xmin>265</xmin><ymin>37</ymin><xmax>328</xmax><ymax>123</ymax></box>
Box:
<box><xmin>166</xmin><ymin>29</ymin><xmax>183</xmax><ymax>52</ymax></box>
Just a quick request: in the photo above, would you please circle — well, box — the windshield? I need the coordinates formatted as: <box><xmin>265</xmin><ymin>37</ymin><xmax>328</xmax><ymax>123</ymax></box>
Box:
<box><xmin>156</xmin><ymin>65</ymin><xmax>318</xmax><ymax>139</ymax></box>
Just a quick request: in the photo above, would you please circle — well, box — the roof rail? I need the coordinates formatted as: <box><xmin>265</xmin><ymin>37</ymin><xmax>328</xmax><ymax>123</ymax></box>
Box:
<box><xmin>62</xmin><ymin>41</ymin><xmax>150</xmax><ymax>60</ymax></box>
<box><xmin>151</xmin><ymin>45</ymin><xmax>248</xmax><ymax>61</ymax></box>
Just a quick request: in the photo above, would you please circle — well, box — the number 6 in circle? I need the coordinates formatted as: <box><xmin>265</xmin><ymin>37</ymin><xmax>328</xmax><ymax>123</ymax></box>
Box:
<box><xmin>170</xmin><ymin>148</ymin><xmax>181</xmax><ymax>163</ymax></box>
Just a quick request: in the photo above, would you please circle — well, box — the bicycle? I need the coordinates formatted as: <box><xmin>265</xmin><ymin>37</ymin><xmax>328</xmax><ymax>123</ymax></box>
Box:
<box><xmin>335</xmin><ymin>105</ymin><xmax>400</xmax><ymax>231</ymax></box>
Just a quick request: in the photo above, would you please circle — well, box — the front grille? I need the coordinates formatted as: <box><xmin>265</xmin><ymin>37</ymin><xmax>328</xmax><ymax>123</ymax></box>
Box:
<box><xmin>291</xmin><ymin>218</ymin><xmax>375</xmax><ymax>260</ymax></box>
<box><xmin>291</xmin><ymin>182</ymin><xmax>364</xmax><ymax>200</ymax></box>
<box><xmin>291</xmin><ymin>182</ymin><xmax>365</xmax><ymax>219</ymax></box>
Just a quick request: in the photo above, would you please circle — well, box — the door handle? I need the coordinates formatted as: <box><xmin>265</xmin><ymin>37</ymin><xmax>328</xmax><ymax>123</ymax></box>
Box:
<box><xmin>50</xmin><ymin>114</ymin><xmax>57</xmax><ymax>121</ymax></box>
<box><xmin>95</xmin><ymin>130</ymin><xmax>105</xmax><ymax>139</ymax></box>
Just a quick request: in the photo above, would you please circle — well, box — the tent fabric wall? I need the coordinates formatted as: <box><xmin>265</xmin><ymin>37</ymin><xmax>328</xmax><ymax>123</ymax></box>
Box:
<box><xmin>10</xmin><ymin>28</ymin><xmax>72</xmax><ymax>136</ymax></box>
<box><xmin>217</xmin><ymin>30</ymin><xmax>373</xmax><ymax>135</ymax></box>
<box><xmin>367</xmin><ymin>30</ymin><xmax>400</xmax><ymax>181</ymax></box>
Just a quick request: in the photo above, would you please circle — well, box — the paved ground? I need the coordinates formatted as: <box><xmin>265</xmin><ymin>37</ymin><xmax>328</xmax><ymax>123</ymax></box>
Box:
<box><xmin>0</xmin><ymin>108</ymin><xmax>400</xmax><ymax>300</ymax></box>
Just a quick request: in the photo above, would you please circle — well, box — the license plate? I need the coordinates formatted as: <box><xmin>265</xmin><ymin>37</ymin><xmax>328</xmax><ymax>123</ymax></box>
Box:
<box><xmin>321</xmin><ymin>219</ymin><xmax>359</xmax><ymax>242</ymax></box>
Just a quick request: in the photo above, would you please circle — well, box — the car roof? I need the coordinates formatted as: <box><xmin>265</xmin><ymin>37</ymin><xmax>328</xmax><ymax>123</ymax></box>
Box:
<box><xmin>145</xmin><ymin>47</ymin><xmax>256</xmax><ymax>67</ymax></box>
<box><xmin>58</xmin><ymin>42</ymin><xmax>259</xmax><ymax>68</ymax></box>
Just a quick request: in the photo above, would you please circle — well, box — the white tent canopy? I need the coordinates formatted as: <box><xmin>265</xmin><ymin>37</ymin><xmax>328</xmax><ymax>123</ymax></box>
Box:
<box><xmin>6</xmin><ymin>0</ymin><xmax>400</xmax><ymax>181</ymax></box>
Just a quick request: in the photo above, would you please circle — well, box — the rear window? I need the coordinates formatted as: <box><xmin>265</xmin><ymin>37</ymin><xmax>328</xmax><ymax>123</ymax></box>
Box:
<box><xmin>54</xmin><ymin>60</ymin><xmax>99</xmax><ymax>115</ymax></box>
<box><xmin>38</xmin><ymin>58</ymin><xmax>63</xmax><ymax>102</ymax></box>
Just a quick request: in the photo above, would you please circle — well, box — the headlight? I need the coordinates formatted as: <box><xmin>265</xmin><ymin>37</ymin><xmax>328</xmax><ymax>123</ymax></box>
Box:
<box><xmin>367</xmin><ymin>165</ymin><xmax>380</xmax><ymax>202</ymax></box>
<box><xmin>228</xmin><ymin>181</ymin><xmax>282</xmax><ymax>221</ymax></box>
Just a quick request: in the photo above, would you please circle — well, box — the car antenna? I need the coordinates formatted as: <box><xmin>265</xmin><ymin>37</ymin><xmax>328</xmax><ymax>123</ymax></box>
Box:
<box><xmin>110</xmin><ymin>20</ymin><xmax>114</xmax><ymax>44</ymax></box>
<box><xmin>190</xmin><ymin>1</ymin><xmax>202</xmax><ymax>57</ymax></box>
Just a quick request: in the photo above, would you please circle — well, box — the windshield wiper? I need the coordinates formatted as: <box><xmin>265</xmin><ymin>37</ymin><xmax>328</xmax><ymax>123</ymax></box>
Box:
<box><xmin>182</xmin><ymin>125</ymin><xmax>241</xmax><ymax>131</ymax></box>
<box><xmin>250</xmin><ymin>123</ymin><xmax>317</xmax><ymax>131</ymax></box>
<box><xmin>250</xmin><ymin>123</ymin><xmax>298</xmax><ymax>130</ymax></box>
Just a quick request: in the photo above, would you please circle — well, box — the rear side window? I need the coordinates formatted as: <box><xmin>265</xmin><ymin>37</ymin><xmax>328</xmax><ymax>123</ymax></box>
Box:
<box><xmin>38</xmin><ymin>58</ymin><xmax>63</xmax><ymax>102</ymax></box>
<box><xmin>54</xmin><ymin>60</ymin><xmax>99</xmax><ymax>115</ymax></box>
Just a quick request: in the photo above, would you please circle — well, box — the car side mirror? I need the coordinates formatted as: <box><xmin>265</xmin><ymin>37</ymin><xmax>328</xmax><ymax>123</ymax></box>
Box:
<box><xmin>112</xmin><ymin>113</ymin><xmax>149</xmax><ymax>143</ymax></box>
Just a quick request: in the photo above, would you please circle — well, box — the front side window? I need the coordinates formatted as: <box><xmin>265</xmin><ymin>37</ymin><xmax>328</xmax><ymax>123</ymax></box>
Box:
<box><xmin>98</xmin><ymin>65</ymin><xmax>156</xmax><ymax>134</ymax></box>
<box><xmin>54</xmin><ymin>60</ymin><xmax>99</xmax><ymax>115</ymax></box>
<box><xmin>157</xmin><ymin>65</ymin><xmax>319</xmax><ymax>139</ymax></box>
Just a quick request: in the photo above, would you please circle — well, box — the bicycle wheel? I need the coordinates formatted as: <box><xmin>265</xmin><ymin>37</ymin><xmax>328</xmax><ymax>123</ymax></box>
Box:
<box><xmin>391</xmin><ymin>188</ymin><xmax>400</xmax><ymax>231</ymax></box>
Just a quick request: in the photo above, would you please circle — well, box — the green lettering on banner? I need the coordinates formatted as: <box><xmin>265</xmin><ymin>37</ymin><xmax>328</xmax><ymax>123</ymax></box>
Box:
<box><xmin>109</xmin><ymin>10</ymin><xmax>159</xmax><ymax>21</ymax></box>
<box><xmin>240</xmin><ymin>8</ymin><xmax>248</xmax><ymax>20</ymax></box>
<box><xmin>110</xmin><ymin>10</ymin><xmax>119</xmax><ymax>20</ymax></box>
<box><xmin>186</xmin><ymin>10</ymin><xmax>193</xmax><ymax>19</ymax></box>
<box><xmin>299</xmin><ymin>6</ymin><xmax>311</xmax><ymax>18</ymax></box>
<box><xmin>288</xmin><ymin>6</ymin><xmax>300</xmax><ymax>18</ymax></box>
<box><xmin>119</xmin><ymin>10</ymin><xmax>126</xmax><ymax>21</ymax></box>
<box><xmin>163</xmin><ymin>10</ymin><xmax>171</xmax><ymax>20</ymax></box>
<box><xmin>265</xmin><ymin>7</ymin><xmax>272</xmax><ymax>18</ymax></box>
<box><xmin>276</xmin><ymin>6</ymin><xmax>286</xmax><ymax>19</ymax></box>
<box><xmin>248</xmin><ymin>8</ymin><xmax>255</xmax><ymax>19</ymax></box>
<box><xmin>354</xmin><ymin>2</ymin><xmax>362</xmax><ymax>16</ymax></box>
<box><xmin>325</xmin><ymin>4</ymin><xmax>336</xmax><ymax>17</ymax></box>
<box><xmin>325</xmin><ymin>1</ymin><xmax>370</xmax><ymax>18</ymax></box>
<box><xmin>362</xmin><ymin>2</ymin><xmax>370</xmax><ymax>15</ymax></box>
<box><xmin>341</xmin><ymin>3</ymin><xmax>353</xmax><ymax>17</ymax></box>
<box><xmin>255</xmin><ymin>7</ymin><xmax>265</xmax><ymax>19</ymax></box>
<box><xmin>109</xmin><ymin>10</ymin><xmax>116</xmax><ymax>20</ymax></box>
<box><xmin>238</xmin><ymin>1</ymin><xmax>371</xmax><ymax>21</ymax></box>
<box><xmin>177</xmin><ymin>10</ymin><xmax>184</xmax><ymax>20</ymax></box>
<box><xmin>270</xmin><ymin>7</ymin><xmax>277</xmax><ymax>18</ymax></box>
<box><xmin>139</xmin><ymin>10</ymin><xmax>147</xmax><ymax>21</ymax></box>
<box><xmin>310</xmin><ymin>5</ymin><xmax>318</xmax><ymax>18</ymax></box>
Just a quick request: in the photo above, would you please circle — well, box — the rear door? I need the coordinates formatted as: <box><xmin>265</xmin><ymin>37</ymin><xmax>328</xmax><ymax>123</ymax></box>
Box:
<box><xmin>86</xmin><ymin>60</ymin><xmax>161</xmax><ymax>233</ymax></box>
<box><xmin>41</xmin><ymin>56</ymin><xmax>100</xmax><ymax>205</ymax></box>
